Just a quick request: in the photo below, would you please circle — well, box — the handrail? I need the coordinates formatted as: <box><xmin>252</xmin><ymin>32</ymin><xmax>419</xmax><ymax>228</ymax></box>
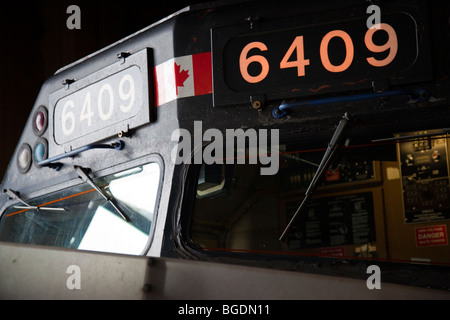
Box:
<box><xmin>37</xmin><ymin>140</ymin><xmax>125</xmax><ymax>170</ymax></box>
<box><xmin>272</xmin><ymin>89</ymin><xmax>430</xmax><ymax>119</ymax></box>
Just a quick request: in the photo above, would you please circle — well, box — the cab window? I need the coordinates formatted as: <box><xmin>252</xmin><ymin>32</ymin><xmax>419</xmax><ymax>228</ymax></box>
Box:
<box><xmin>0</xmin><ymin>162</ymin><xmax>161</xmax><ymax>255</ymax></box>
<box><xmin>188</xmin><ymin>132</ymin><xmax>450</xmax><ymax>269</ymax></box>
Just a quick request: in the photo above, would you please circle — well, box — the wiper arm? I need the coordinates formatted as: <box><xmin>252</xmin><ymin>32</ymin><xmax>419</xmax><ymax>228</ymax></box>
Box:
<box><xmin>74</xmin><ymin>166</ymin><xmax>130</xmax><ymax>222</ymax></box>
<box><xmin>3</xmin><ymin>188</ymin><xmax>66</xmax><ymax>212</ymax></box>
<box><xmin>279</xmin><ymin>113</ymin><xmax>350</xmax><ymax>241</ymax></box>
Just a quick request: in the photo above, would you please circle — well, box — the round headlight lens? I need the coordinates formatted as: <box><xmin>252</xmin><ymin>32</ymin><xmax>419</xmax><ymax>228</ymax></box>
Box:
<box><xmin>32</xmin><ymin>106</ymin><xmax>48</xmax><ymax>136</ymax></box>
<box><xmin>33</xmin><ymin>138</ymin><xmax>48</xmax><ymax>165</ymax></box>
<box><xmin>17</xmin><ymin>143</ymin><xmax>32</xmax><ymax>174</ymax></box>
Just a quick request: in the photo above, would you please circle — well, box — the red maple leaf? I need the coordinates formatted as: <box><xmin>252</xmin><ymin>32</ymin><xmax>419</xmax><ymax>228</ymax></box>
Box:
<box><xmin>174</xmin><ymin>62</ymin><xmax>190</xmax><ymax>95</ymax></box>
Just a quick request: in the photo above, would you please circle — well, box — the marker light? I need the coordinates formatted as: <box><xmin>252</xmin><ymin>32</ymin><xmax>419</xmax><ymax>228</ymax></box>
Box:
<box><xmin>33</xmin><ymin>138</ymin><xmax>48</xmax><ymax>165</ymax></box>
<box><xmin>17</xmin><ymin>143</ymin><xmax>32</xmax><ymax>174</ymax></box>
<box><xmin>32</xmin><ymin>106</ymin><xmax>48</xmax><ymax>136</ymax></box>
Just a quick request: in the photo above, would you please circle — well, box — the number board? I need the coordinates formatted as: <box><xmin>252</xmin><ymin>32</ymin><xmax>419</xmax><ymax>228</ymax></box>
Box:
<box><xmin>211</xmin><ymin>4</ymin><xmax>432</xmax><ymax>107</ymax></box>
<box><xmin>49</xmin><ymin>48</ymin><xmax>153</xmax><ymax>156</ymax></box>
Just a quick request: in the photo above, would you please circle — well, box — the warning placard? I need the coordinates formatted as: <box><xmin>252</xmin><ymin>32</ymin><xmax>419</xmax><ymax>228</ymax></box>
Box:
<box><xmin>415</xmin><ymin>225</ymin><xmax>448</xmax><ymax>247</ymax></box>
<box><xmin>318</xmin><ymin>246</ymin><xmax>345</xmax><ymax>257</ymax></box>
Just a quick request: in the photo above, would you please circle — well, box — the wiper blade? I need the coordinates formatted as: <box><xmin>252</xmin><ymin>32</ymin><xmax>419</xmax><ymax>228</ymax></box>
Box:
<box><xmin>74</xmin><ymin>166</ymin><xmax>130</xmax><ymax>222</ymax></box>
<box><xmin>279</xmin><ymin>113</ymin><xmax>350</xmax><ymax>241</ymax></box>
<box><xmin>13</xmin><ymin>206</ymin><xmax>66</xmax><ymax>211</ymax></box>
<box><xmin>3</xmin><ymin>188</ymin><xmax>66</xmax><ymax>212</ymax></box>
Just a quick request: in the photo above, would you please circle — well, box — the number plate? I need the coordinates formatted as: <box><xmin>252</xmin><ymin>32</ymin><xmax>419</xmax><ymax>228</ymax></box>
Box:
<box><xmin>211</xmin><ymin>4</ymin><xmax>431</xmax><ymax>107</ymax></box>
<box><xmin>49</xmin><ymin>48</ymin><xmax>153</xmax><ymax>156</ymax></box>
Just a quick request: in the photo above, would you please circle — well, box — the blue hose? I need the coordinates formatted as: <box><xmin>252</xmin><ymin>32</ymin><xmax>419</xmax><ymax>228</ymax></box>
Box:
<box><xmin>272</xmin><ymin>89</ymin><xmax>430</xmax><ymax>119</ymax></box>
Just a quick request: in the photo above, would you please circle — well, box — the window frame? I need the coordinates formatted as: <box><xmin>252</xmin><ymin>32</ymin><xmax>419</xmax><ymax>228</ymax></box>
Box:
<box><xmin>176</xmin><ymin>148</ymin><xmax>450</xmax><ymax>291</ymax></box>
<box><xmin>0</xmin><ymin>153</ymin><xmax>164</xmax><ymax>256</ymax></box>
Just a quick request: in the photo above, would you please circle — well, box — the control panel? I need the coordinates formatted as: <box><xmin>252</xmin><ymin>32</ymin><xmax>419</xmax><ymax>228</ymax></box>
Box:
<box><xmin>398</xmin><ymin>131</ymin><xmax>450</xmax><ymax>223</ymax></box>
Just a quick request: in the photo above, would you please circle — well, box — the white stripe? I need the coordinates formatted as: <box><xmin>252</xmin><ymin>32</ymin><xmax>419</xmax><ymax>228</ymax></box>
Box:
<box><xmin>155</xmin><ymin>58</ymin><xmax>176</xmax><ymax>105</ymax></box>
<box><xmin>174</xmin><ymin>55</ymin><xmax>194</xmax><ymax>98</ymax></box>
<box><xmin>155</xmin><ymin>54</ymin><xmax>200</xmax><ymax>105</ymax></box>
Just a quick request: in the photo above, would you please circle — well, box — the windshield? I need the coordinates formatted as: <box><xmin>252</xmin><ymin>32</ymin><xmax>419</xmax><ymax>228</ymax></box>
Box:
<box><xmin>0</xmin><ymin>162</ymin><xmax>160</xmax><ymax>255</ymax></box>
<box><xmin>188</xmin><ymin>131</ymin><xmax>450</xmax><ymax>267</ymax></box>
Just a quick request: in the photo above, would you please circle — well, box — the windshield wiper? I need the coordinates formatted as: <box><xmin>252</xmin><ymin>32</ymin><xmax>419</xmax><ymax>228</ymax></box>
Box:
<box><xmin>279</xmin><ymin>113</ymin><xmax>350</xmax><ymax>241</ymax></box>
<box><xmin>74</xmin><ymin>166</ymin><xmax>130</xmax><ymax>222</ymax></box>
<box><xmin>3</xmin><ymin>188</ymin><xmax>66</xmax><ymax>212</ymax></box>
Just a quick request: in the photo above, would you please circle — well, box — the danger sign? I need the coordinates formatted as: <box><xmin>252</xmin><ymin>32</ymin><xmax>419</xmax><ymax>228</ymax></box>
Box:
<box><xmin>318</xmin><ymin>246</ymin><xmax>345</xmax><ymax>257</ymax></box>
<box><xmin>415</xmin><ymin>225</ymin><xmax>448</xmax><ymax>247</ymax></box>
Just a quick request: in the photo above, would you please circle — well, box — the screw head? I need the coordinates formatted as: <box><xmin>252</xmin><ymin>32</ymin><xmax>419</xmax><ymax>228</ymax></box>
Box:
<box><xmin>252</xmin><ymin>100</ymin><xmax>262</xmax><ymax>109</ymax></box>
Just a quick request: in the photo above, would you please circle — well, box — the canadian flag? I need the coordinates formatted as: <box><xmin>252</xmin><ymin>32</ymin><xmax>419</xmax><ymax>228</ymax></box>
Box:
<box><xmin>153</xmin><ymin>52</ymin><xmax>212</xmax><ymax>106</ymax></box>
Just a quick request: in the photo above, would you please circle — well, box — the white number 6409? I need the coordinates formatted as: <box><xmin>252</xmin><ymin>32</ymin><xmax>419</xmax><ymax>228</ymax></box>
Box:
<box><xmin>61</xmin><ymin>73</ymin><xmax>136</xmax><ymax>136</ymax></box>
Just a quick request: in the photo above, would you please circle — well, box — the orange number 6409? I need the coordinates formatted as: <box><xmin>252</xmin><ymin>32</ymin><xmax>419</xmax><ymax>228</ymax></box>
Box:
<box><xmin>238</xmin><ymin>23</ymin><xmax>398</xmax><ymax>83</ymax></box>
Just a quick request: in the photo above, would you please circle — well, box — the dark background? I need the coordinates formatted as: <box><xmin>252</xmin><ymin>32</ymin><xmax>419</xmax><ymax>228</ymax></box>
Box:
<box><xmin>0</xmin><ymin>0</ymin><xmax>208</xmax><ymax>180</ymax></box>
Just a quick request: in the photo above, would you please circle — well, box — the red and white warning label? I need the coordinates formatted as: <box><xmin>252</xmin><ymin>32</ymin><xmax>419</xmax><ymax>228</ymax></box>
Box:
<box><xmin>318</xmin><ymin>246</ymin><xmax>345</xmax><ymax>257</ymax></box>
<box><xmin>415</xmin><ymin>225</ymin><xmax>448</xmax><ymax>247</ymax></box>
